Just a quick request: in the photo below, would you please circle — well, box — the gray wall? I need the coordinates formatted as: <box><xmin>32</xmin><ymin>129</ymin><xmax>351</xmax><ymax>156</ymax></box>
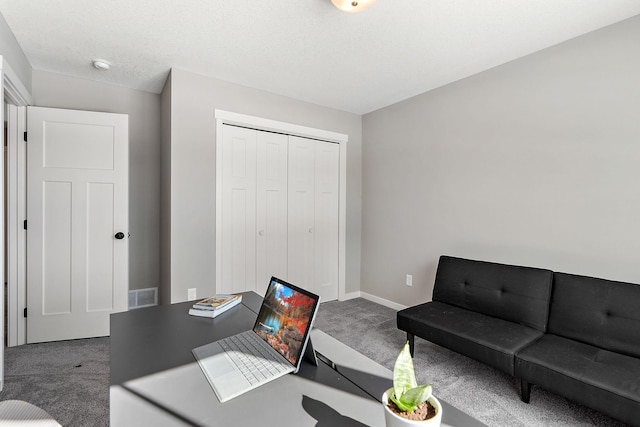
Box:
<box><xmin>0</xmin><ymin>13</ymin><xmax>31</xmax><ymax>93</ymax></box>
<box><xmin>32</xmin><ymin>70</ymin><xmax>161</xmax><ymax>292</ymax></box>
<box><xmin>162</xmin><ymin>68</ymin><xmax>362</xmax><ymax>303</ymax></box>
<box><xmin>362</xmin><ymin>16</ymin><xmax>640</xmax><ymax>306</ymax></box>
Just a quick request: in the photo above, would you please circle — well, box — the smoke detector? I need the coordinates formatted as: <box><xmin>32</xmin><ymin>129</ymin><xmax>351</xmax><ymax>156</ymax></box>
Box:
<box><xmin>92</xmin><ymin>59</ymin><xmax>111</xmax><ymax>71</ymax></box>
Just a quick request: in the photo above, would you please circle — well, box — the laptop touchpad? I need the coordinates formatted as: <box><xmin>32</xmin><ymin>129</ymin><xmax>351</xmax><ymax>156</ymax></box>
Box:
<box><xmin>206</xmin><ymin>354</ymin><xmax>237</xmax><ymax>376</ymax></box>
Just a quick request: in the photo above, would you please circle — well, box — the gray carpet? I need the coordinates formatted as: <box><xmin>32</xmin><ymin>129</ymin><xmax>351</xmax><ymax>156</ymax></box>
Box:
<box><xmin>0</xmin><ymin>298</ymin><xmax>630</xmax><ymax>426</ymax></box>
<box><xmin>0</xmin><ymin>337</ymin><xmax>109</xmax><ymax>426</ymax></box>
<box><xmin>314</xmin><ymin>298</ymin><xmax>628</xmax><ymax>427</ymax></box>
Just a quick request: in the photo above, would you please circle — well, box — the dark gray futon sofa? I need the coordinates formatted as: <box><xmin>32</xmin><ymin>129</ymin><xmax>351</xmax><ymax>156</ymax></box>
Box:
<box><xmin>397</xmin><ymin>255</ymin><xmax>640</xmax><ymax>426</ymax></box>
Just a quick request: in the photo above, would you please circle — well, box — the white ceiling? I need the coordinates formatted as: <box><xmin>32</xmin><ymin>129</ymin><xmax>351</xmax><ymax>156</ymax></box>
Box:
<box><xmin>1</xmin><ymin>1</ymin><xmax>639</xmax><ymax>114</ymax></box>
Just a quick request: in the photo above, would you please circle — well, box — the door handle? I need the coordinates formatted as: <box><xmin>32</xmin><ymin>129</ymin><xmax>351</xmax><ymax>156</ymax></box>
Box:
<box><xmin>114</xmin><ymin>232</ymin><xmax>125</xmax><ymax>240</ymax></box>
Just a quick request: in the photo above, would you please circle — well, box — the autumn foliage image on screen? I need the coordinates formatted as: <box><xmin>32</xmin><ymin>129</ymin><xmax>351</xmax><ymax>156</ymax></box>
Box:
<box><xmin>254</xmin><ymin>282</ymin><xmax>316</xmax><ymax>365</ymax></box>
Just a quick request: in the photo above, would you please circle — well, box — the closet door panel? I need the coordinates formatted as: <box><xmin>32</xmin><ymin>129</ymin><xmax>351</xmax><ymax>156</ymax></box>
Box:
<box><xmin>221</xmin><ymin>126</ymin><xmax>257</xmax><ymax>294</ymax></box>
<box><xmin>288</xmin><ymin>137</ymin><xmax>315</xmax><ymax>291</ymax></box>
<box><xmin>314</xmin><ymin>142</ymin><xmax>340</xmax><ymax>301</ymax></box>
<box><xmin>256</xmin><ymin>132</ymin><xmax>288</xmax><ymax>295</ymax></box>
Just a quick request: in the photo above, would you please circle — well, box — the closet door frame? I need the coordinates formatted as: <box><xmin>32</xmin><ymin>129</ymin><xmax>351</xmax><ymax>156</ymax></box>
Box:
<box><xmin>214</xmin><ymin>110</ymin><xmax>348</xmax><ymax>300</ymax></box>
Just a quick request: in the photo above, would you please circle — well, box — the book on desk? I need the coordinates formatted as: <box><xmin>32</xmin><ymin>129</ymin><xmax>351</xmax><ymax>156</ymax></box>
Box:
<box><xmin>188</xmin><ymin>294</ymin><xmax>242</xmax><ymax>318</ymax></box>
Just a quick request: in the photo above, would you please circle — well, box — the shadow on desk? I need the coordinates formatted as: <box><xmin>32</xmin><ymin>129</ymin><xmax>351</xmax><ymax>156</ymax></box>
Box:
<box><xmin>115</xmin><ymin>354</ymin><xmax>392</xmax><ymax>426</ymax></box>
<box><xmin>302</xmin><ymin>395</ymin><xmax>368</xmax><ymax>427</ymax></box>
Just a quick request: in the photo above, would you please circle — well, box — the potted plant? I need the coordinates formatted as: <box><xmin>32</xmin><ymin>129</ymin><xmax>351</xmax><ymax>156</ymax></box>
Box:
<box><xmin>382</xmin><ymin>341</ymin><xmax>442</xmax><ymax>426</ymax></box>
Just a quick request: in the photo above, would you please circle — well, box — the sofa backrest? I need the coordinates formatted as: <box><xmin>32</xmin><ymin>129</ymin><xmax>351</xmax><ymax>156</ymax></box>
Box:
<box><xmin>433</xmin><ymin>256</ymin><xmax>554</xmax><ymax>331</ymax></box>
<box><xmin>549</xmin><ymin>272</ymin><xmax>640</xmax><ymax>358</ymax></box>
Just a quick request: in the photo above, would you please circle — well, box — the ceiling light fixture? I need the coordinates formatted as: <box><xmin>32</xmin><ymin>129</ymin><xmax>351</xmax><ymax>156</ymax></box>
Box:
<box><xmin>92</xmin><ymin>59</ymin><xmax>111</xmax><ymax>71</ymax></box>
<box><xmin>331</xmin><ymin>0</ymin><xmax>376</xmax><ymax>13</ymax></box>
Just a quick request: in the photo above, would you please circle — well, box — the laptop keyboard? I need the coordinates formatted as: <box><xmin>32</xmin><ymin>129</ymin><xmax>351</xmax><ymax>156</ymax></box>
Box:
<box><xmin>219</xmin><ymin>331</ymin><xmax>292</xmax><ymax>385</ymax></box>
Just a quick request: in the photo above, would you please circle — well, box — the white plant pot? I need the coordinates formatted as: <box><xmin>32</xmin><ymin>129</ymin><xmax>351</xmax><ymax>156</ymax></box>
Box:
<box><xmin>382</xmin><ymin>389</ymin><xmax>442</xmax><ymax>427</ymax></box>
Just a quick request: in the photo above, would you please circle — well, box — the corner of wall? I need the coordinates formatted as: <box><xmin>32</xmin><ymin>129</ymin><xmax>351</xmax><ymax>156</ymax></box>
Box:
<box><xmin>0</xmin><ymin>13</ymin><xmax>32</xmax><ymax>94</ymax></box>
<box><xmin>158</xmin><ymin>70</ymin><xmax>172</xmax><ymax>305</ymax></box>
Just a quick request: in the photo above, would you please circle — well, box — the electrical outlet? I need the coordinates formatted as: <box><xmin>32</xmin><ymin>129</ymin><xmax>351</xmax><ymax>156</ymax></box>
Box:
<box><xmin>406</xmin><ymin>274</ymin><xmax>413</xmax><ymax>287</ymax></box>
<box><xmin>188</xmin><ymin>288</ymin><xmax>197</xmax><ymax>300</ymax></box>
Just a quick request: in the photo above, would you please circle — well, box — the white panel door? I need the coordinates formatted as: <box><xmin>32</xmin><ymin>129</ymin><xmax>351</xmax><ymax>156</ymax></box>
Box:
<box><xmin>255</xmin><ymin>131</ymin><xmax>288</xmax><ymax>295</ymax></box>
<box><xmin>288</xmin><ymin>136</ymin><xmax>340</xmax><ymax>301</ymax></box>
<box><xmin>313</xmin><ymin>141</ymin><xmax>340</xmax><ymax>301</ymax></box>
<box><xmin>288</xmin><ymin>137</ymin><xmax>317</xmax><ymax>294</ymax></box>
<box><xmin>220</xmin><ymin>125</ymin><xmax>257</xmax><ymax>294</ymax></box>
<box><xmin>26</xmin><ymin>106</ymin><xmax>128</xmax><ymax>343</ymax></box>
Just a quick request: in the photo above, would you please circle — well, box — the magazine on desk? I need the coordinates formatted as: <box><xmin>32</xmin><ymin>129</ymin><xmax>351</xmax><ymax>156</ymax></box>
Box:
<box><xmin>193</xmin><ymin>294</ymin><xmax>241</xmax><ymax>310</ymax></box>
<box><xmin>189</xmin><ymin>294</ymin><xmax>242</xmax><ymax>318</ymax></box>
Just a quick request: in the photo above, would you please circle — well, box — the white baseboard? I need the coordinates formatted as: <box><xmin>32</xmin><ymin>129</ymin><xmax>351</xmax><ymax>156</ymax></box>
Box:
<box><xmin>360</xmin><ymin>292</ymin><xmax>407</xmax><ymax>311</ymax></box>
<box><xmin>339</xmin><ymin>291</ymin><xmax>407</xmax><ymax>311</ymax></box>
<box><xmin>340</xmin><ymin>291</ymin><xmax>362</xmax><ymax>301</ymax></box>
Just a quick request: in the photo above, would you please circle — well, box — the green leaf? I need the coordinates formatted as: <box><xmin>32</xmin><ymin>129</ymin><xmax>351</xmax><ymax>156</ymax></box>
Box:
<box><xmin>389</xmin><ymin>390</ymin><xmax>414</xmax><ymax>412</ymax></box>
<box><xmin>399</xmin><ymin>384</ymin><xmax>433</xmax><ymax>411</ymax></box>
<box><xmin>393</xmin><ymin>341</ymin><xmax>418</xmax><ymax>401</ymax></box>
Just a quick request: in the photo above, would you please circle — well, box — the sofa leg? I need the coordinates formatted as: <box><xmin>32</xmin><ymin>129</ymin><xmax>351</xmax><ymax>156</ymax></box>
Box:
<box><xmin>520</xmin><ymin>379</ymin><xmax>531</xmax><ymax>403</ymax></box>
<box><xmin>407</xmin><ymin>333</ymin><xmax>415</xmax><ymax>357</ymax></box>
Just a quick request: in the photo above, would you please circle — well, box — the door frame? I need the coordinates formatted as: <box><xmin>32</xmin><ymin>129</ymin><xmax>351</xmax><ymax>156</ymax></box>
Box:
<box><xmin>2</xmin><ymin>56</ymin><xmax>32</xmax><ymax>348</ymax></box>
<box><xmin>214</xmin><ymin>110</ymin><xmax>349</xmax><ymax>300</ymax></box>
<box><xmin>0</xmin><ymin>55</ymin><xmax>31</xmax><ymax>390</ymax></box>
<box><xmin>6</xmin><ymin>104</ymin><xmax>27</xmax><ymax>347</ymax></box>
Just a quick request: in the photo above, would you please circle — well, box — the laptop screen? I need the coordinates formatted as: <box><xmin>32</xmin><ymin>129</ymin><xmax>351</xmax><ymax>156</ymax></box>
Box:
<box><xmin>253</xmin><ymin>277</ymin><xmax>320</xmax><ymax>368</ymax></box>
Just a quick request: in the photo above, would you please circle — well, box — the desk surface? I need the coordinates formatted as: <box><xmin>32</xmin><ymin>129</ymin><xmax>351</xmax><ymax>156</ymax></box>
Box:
<box><xmin>110</xmin><ymin>293</ymin><xmax>486</xmax><ymax>426</ymax></box>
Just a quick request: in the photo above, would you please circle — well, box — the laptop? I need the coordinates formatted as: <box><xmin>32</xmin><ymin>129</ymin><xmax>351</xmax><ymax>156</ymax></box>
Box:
<box><xmin>192</xmin><ymin>277</ymin><xmax>320</xmax><ymax>402</ymax></box>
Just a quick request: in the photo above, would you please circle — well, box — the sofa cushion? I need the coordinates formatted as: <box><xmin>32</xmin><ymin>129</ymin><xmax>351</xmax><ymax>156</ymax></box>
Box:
<box><xmin>397</xmin><ymin>301</ymin><xmax>543</xmax><ymax>375</ymax></box>
<box><xmin>515</xmin><ymin>334</ymin><xmax>640</xmax><ymax>425</ymax></box>
<box><xmin>549</xmin><ymin>273</ymin><xmax>640</xmax><ymax>359</ymax></box>
<box><xmin>433</xmin><ymin>256</ymin><xmax>554</xmax><ymax>331</ymax></box>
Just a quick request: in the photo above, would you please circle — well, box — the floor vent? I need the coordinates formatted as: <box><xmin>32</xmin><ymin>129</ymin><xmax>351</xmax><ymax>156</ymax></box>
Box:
<box><xmin>128</xmin><ymin>287</ymin><xmax>158</xmax><ymax>309</ymax></box>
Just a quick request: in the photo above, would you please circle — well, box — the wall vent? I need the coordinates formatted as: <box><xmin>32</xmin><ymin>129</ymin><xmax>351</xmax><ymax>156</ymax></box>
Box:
<box><xmin>128</xmin><ymin>287</ymin><xmax>158</xmax><ymax>309</ymax></box>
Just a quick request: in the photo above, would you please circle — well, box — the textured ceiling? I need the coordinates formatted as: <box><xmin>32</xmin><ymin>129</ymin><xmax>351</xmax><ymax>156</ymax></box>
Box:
<box><xmin>1</xmin><ymin>1</ymin><xmax>640</xmax><ymax>114</ymax></box>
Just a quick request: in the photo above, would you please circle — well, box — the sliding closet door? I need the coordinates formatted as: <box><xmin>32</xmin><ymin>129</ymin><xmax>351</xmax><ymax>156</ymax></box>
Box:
<box><xmin>220</xmin><ymin>125</ymin><xmax>257</xmax><ymax>294</ymax></box>
<box><xmin>255</xmin><ymin>131</ymin><xmax>288</xmax><ymax>295</ymax></box>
